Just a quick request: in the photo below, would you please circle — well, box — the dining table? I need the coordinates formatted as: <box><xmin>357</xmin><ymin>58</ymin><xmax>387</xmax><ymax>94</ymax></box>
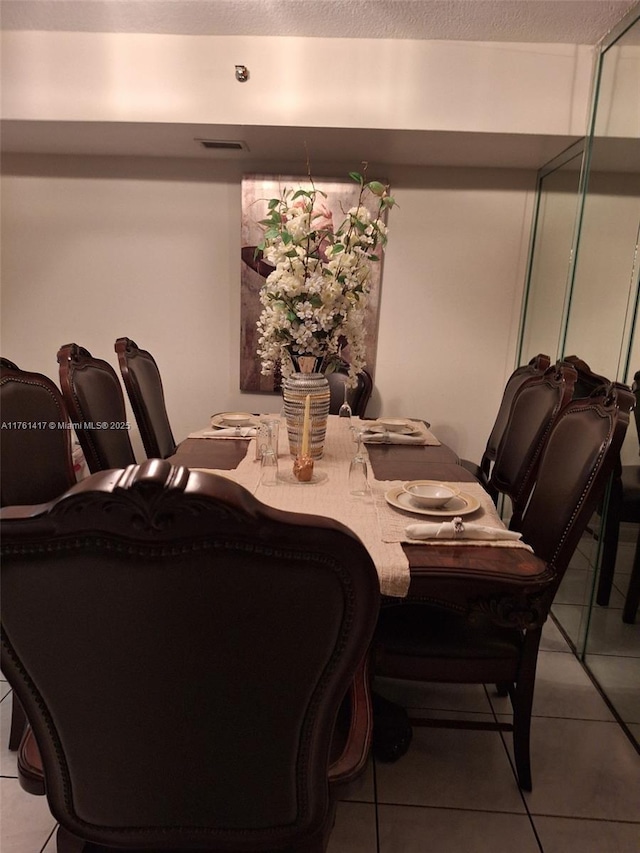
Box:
<box><xmin>169</xmin><ymin>415</ymin><xmax>553</xmax><ymax>618</ymax></box>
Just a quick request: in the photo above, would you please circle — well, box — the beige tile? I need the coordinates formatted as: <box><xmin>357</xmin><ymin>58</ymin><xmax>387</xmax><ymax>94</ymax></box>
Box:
<box><xmin>552</xmin><ymin>603</ymin><xmax>589</xmax><ymax>650</ymax></box>
<box><xmin>0</xmin><ymin>777</ymin><xmax>56</xmax><ymax>853</ymax></box>
<box><xmin>540</xmin><ymin>617</ymin><xmax>573</xmax><ymax>653</ymax></box>
<box><xmin>41</xmin><ymin>835</ymin><xmax>56</xmax><ymax>853</ymax></box>
<box><xmin>488</xmin><ymin>650</ymin><xmax>615</xmax><ymax>721</ymax></box>
<box><xmin>516</xmin><ymin>718</ymin><xmax>640</xmax><ymax>820</ymax></box>
<box><xmin>378</xmin><ymin>804</ymin><xmax>540</xmax><ymax>853</ymax></box>
<box><xmin>586</xmin><ymin>655</ymin><xmax>640</xmax><ymax>725</ymax></box>
<box><xmin>335</xmin><ymin>756</ymin><xmax>375</xmax><ymax>803</ymax></box>
<box><xmin>1</xmin><ymin>680</ymin><xmax>10</xmax><ymax>701</ymax></box>
<box><xmin>555</xmin><ymin>567</ymin><xmax>603</xmax><ymax>607</ymax></box>
<box><xmin>584</xmin><ymin>609</ymin><xmax>640</xmax><ymax>657</ymax></box>
<box><xmin>0</xmin><ymin>692</ymin><xmax>18</xmax><ymax>778</ymax></box>
<box><xmin>375</xmin><ymin>717</ymin><xmax>525</xmax><ymax>813</ymax></box>
<box><xmin>327</xmin><ymin>801</ymin><xmax>377</xmax><ymax>852</ymax></box>
<box><xmin>534</xmin><ymin>815</ymin><xmax>640</xmax><ymax>852</ymax></box>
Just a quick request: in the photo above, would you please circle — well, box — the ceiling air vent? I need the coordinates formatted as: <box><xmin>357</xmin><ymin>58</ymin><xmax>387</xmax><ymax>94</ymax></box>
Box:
<box><xmin>196</xmin><ymin>139</ymin><xmax>248</xmax><ymax>151</ymax></box>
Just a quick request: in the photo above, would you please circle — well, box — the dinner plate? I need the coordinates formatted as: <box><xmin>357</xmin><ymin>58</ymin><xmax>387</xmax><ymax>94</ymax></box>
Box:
<box><xmin>210</xmin><ymin>412</ymin><xmax>260</xmax><ymax>429</ymax></box>
<box><xmin>367</xmin><ymin>422</ymin><xmax>421</xmax><ymax>437</ymax></box>
<box><xmin>384</xmin><ymin>486</ymin><xmax>481</xmax><ymax>517</ymax></box>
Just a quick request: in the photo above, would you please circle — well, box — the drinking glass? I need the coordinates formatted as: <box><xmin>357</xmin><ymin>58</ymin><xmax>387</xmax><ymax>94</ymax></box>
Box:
<box><xmin>348</xmin><ymin>430</ymin><xmax>369</xmax><ymax>496</ymax></box>
<box><xmin>260</xmin><ymin>446</ymin><xmax>279</xmax><ymax>486</ymax></box>
<box><xmin>256</xmin><ymin>417</ymin><xmax>280</xmax><ymax>460</ymax></box>
<box><xmin>338</xmin><ymin>382</ymin><xmax>352</xmax><ymax>425</ymax></box>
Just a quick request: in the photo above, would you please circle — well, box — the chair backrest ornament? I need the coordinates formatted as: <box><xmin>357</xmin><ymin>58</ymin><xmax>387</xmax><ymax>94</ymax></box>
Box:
<box><xmin>1</xmin><ymin>460</ymin><xmax>379</xmax><ymax>851</ymax></box>
<box><xmin>57</xmin><ymin>342</ymin><xmax>136</xmax><ymax>473</ymax></box>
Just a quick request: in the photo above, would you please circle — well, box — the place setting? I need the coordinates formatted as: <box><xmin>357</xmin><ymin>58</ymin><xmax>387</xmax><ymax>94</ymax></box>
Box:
<box><xmin>376</xmin><ymin>479</ymin><xmax>532</xmax><ymax>549</ymax></box>
<box><xmin>359</xmin><ymin>417</ymin><xmax>441</xmax><ymax>445</ymax></box>
<box><xmin>188</xmin><ymin>412</ymin><xmax>260</xmax><ymax>439</ymax></box>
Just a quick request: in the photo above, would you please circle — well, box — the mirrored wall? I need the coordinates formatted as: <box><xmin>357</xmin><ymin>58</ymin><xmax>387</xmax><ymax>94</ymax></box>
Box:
<box><xmin>518</xmin><ymin>7</ymin><xmax>640</xmax><ymax>745</ymax></box>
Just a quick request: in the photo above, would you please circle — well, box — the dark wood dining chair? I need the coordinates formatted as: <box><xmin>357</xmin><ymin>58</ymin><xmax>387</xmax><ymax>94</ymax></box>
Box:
<box><xmin>0</xmin><ymin>358</ymin><xmax>76</xmax><ymax>507</ymax></box>
<box><xmin>1</xmin><ymin>459</ymin><xmax>380</xmax><ymax>853</ymax></box>
<box><xmin>57</xmin><ymin>342</ymin><xmax>136</xmax><ymax>473</ymax></box>
<box><xmin>460</xmin><ymin>353</ymin><xmax>551</xmax><ymax>498</ymax></box>
<box><xmin>489</xmin><ymin>361</ymin><xmax>577</xmax><ymax>528</ymax></box>
<box><xmin>327</xmin><ymin>362</ymin><xmax>373</xmax><ymax>418</ymax></box>
<box><xmin>0</xmin><ymin>357</ymin><xmax>78</xmax><ymax>753</ymax></box>
<box><xmin>115</xmin><ymin>336</ymin><xmax>177</xmax><ymax>458</ymax></box>
<box><xmin>373</xmin><ymin>382</ymin><xmax>634</xmax><ymax>791</ymax></box>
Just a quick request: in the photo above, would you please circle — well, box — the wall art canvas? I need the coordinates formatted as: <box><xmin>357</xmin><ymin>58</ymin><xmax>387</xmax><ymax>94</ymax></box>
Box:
<box><xmin>240</xmin><ymin>173</ymin><xmax>387</xmax><ymax>392</ymax></box>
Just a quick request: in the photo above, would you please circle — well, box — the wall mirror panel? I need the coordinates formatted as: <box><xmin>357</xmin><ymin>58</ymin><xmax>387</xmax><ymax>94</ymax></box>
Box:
<box><xmin>519</xmin><ymin>8</ymin><xmax>640</xmax><ymax>746</ymax></box>
<box><xmin>519</xmin><ymin>142</ymin><xmax>584</xmax><ymax>361</ymax></box>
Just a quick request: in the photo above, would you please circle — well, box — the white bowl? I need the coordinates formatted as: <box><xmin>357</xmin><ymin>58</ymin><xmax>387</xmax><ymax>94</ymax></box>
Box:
<box><xmin>402</xmin><ymin>481</ymin><xmax>460</xmax><ymax>509</ymax></box>
<box><xmin>219</xmin><ymin>412</ymin><xmax>253</xmax><ymax>427</ymax></box>
<box><xmin>376</xmin><ymin>417</ymin><xmax>410</xmax><ymax>433</ymax></box>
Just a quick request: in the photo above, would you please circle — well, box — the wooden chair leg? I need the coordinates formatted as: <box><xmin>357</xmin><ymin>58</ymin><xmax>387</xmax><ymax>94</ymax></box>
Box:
<box><xmin>8</xmin><ymin>693</ymin><xmax>27</xmax><ymax>751</ymax></box>
<box><xmin>511</xmin><ymin>629</ymin><xmax>541</xmax><ymax>792</ymax></box>
<box><xmin>371</xmin><ymin>693</ymin><xmax>413</xmax><ymax>763</ymax></box>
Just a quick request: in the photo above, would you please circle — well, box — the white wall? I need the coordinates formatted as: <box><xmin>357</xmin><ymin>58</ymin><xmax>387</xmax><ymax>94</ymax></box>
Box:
<box><xmin>0</xmin><ymin>154</ymin><xmax>535</xmax><ymax>464</ymax></box>
<box><xmin>1</xmin><ymin>32</ymin><xmax>593</xmax><ymax>136</ymax></box>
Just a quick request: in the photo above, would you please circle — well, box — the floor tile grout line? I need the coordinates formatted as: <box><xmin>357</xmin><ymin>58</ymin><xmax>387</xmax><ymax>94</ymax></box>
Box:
<box><xmin>372</xmin><ymin>800</ymin><xmax>539</xmax><ymax>817</ymax></box>
<box><xmin>39</xmin><ymin>824</ymin><xmax>57</xmax><ymax>853</ymax></box>
<box><xmin>372</xmin><ymin>755</ymin><xmax>381</xmax><ymax>853</ymax></box>
<box><xmin>481</xmin><ymin>683</ymin><xmax>546</xmax><ymax>851</ymax></box>
<box><xmin>523</xmin><ymin>813</ymin><xmax>640</xmax><ymax>825</ymax></box>
<box><xmin>482</xmin><ymin>684</ymin><xmax>533</xmax><ymax>812</ymax></box>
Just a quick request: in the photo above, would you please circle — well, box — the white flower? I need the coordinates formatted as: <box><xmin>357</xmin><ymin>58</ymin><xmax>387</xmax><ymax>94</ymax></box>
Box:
<box><xmin>255</xmin><ymin>172</ymin><xmax>395</xmax><ymax>383</ymax></box>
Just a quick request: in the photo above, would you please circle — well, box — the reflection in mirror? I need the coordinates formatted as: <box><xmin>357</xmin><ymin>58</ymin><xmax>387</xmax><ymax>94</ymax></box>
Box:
<box><xmin>518</xmin><ymin>144</ymin><xmax>584</xmax><ymax>362</ymax></box>
<box><xmin>520</xmin><ymin>8</ymin><xmax>639</xmax><ymax>746</ymax></box>
<box><xmin>564</xmin><ymin>13</ymin><xmax>640</xmax><ymax>748</ymax></box>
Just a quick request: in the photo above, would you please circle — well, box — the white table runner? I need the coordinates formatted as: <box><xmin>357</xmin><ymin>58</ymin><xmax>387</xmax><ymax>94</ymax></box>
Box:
<box><xmin>188</xmin><ymin>416</ymin><xmax>529</xmax><ymax>597</ymax></box>
<box><xmin>191</xmin><ymin>416</ymin><xmax>411</xmax><ymax>596</ymax></box>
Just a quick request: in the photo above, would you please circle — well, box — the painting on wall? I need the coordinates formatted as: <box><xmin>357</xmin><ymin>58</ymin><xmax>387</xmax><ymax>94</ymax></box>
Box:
<box><xmin>240</xmin><ymin>173</ymin><xmax>388</xmax><ymax>393</ymax></box>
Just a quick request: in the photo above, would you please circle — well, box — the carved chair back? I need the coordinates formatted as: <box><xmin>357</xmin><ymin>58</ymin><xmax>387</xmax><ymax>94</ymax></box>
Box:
<box><xmin>57</xmin><ymin>342</ymin><xmax>136</xmax><ymax>473</ymax></box>
<box><xmin>490</xmin><ymin>361</ymin><xmax>577</xmax><ymax>524</ymax></box>
<box><xmin>478</xmin><ymin>353</ymin><xmax>551</xmax><ymax>483</ymax></box>
<box><xmin>1</xmin><ymin>460</ymin><xmax>380</xmax><ymax>852</ymax></box>
<box><xmin>115</xmin><ymin>337</ymin><xmax>176</xmax><ymax>458</ymax></box>
<box><xmin>1</xmin><ymin>359</ymin><xmax>76</xmax><ymax>506</ymax></box>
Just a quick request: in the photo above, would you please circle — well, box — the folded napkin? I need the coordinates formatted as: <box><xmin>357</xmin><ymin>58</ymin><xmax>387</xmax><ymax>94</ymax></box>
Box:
<box><xmin>362</xmin><ymin>432</ymin><xmax>427</xmax><ymax>445</ymax></box>
<box><xmin>188</xmin><ymin>427</ymin><xmax>257</xmax><ymax>440</ymax></box>
<box><xmin>405</xmin><ymin>516</ymin><xmax>525</xmax><ymax>542</ymax></box>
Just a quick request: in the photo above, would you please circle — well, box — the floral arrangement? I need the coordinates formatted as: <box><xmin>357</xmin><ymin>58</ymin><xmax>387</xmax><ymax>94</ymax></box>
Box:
<box><xmin>255</xmin><ymin>168</ymin><xmax>395</xmax><ymax>384</ymax></box>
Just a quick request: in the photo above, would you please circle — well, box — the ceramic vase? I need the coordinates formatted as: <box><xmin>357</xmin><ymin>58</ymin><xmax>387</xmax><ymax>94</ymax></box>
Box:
<box><xmin>282</xmin><ymin>355</ymin><xmax>331</xmax><ymax>459</ymax></box>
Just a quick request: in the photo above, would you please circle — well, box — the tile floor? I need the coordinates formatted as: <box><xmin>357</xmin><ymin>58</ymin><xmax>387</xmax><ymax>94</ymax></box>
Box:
<box><xmin>2</xmin><ymin>616</ymin><xmax>639</xmax><ymax>852</ymax></box>
<box><xmin>552</xmin><ymin>521</ymin><xmax>640</xmax><ymax>745</ymax></box>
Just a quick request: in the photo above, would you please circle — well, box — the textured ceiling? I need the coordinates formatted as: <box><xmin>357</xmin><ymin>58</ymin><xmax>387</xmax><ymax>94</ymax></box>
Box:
<box><xmin>1</xmin><ymin>0</ymin><xmax>638</xmax><ymax>44</ymax></box>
